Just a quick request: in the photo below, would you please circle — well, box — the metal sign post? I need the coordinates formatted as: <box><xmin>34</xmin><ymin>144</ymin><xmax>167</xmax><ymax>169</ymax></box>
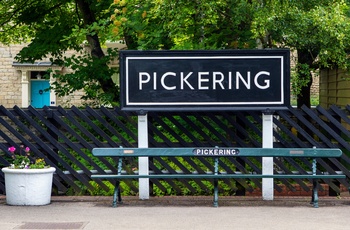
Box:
<box><xmin>262</xmin><ymin>112</ymin><xmax>274</xmax><ymax>200</ymax></box>
<box><xmin>138</xmin><ymin>114</ymin><xmax>149</xmax><ymax>200</ymax></box>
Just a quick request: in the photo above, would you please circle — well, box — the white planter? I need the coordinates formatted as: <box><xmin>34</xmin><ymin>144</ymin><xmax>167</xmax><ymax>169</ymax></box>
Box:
<box><xmin>2</xmin><ymin>167</ymin><xmax>56</xmax><ymax>206</ymax></box>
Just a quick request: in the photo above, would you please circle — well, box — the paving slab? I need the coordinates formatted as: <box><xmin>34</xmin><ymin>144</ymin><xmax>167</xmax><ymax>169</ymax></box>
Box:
<box><xmin>0</xmin><ymin>195</ymin><xmax>349</xmax><ymax>230</ymax></box>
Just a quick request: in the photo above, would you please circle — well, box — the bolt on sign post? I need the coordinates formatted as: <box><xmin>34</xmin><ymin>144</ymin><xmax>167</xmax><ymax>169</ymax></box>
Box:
<box><xmin>119</xmin><ymin>49</ymin><xmax>290</xmax><ymax>200</ymax></box>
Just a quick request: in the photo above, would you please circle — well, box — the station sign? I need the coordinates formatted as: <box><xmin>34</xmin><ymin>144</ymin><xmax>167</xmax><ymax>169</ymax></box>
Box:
<box><xmin>119</xmin><ymin>50</ymin><xmax>290</xmax><ymax>112</ymax></box>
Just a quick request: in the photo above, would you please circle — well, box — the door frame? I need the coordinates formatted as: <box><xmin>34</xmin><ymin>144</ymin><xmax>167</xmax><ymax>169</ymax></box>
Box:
<box><xmin>12</xmin><ymin>62</ymin><xmax>60</xmax><ymax>108</ymax></box>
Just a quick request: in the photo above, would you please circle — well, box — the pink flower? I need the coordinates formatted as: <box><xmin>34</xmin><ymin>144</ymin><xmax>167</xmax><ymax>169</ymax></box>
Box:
<box><xmin>8</xmin><ymin>146</ymin><xmax>16</xmax><ymax>153</ymax></box>
<box><xmin>25</xmin><ymin>147</ymin><xmax>30</xmax><ymax>152</ymax></box>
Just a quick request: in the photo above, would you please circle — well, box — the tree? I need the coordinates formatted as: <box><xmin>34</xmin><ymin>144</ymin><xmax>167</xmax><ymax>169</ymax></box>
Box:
<box><xmin>112</xmin><ymin>0</ymin><xmax>257</xmax><ymax>50</ymax></box>
<box><xmin>0</xmin><ymin>0</ymin><xmax>120</xmax><ymax>105</ymax></box>
<box><xmin>113</xmin><ymin>0</ymin><xmax>350</xmax><ymax>108</ymax></box>
<box><xmin>2</xmin><ymin>0</ymin><xmax>350</xmax><ymax>107</ymax></box>
<box><xmin>251</xmin><ymin>0</ymin><xmax>350</xmax><ymax>107</ymax></box>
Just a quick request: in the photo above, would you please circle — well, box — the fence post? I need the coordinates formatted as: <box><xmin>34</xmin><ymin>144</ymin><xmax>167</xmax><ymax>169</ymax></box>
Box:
<box><xmin>262</xmin><ymin>111</ymin><xmax>274</xmax><ymax>200</ymax></box>
<box><xmin>138</xmin><ymin>113</ymin><xmax>149</xmax><ymax>200</ymax></box>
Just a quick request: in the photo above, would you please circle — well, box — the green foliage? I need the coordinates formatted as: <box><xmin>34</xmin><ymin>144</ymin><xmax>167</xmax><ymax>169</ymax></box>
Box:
<box><xmin>11</xmin><ymin>155</ymin><xmax>30</xmax><ymax>169</ymax></box>
<box><xmin>50</xmin><ymin>48</ymin><xmax>119</xmax><ymax>106</ymax></box>
<box><xmin>3</xmin><ymin>0</ymin><xmax>350</xmax><ymax>107</ymax></box>
<box><xmin>251</xmin><ymin>0</ymin><xmax>350</xmax><ymax>105</ymax></box>
<box><xmin>7</xmin><ymin>145</ymin><xmax>49</xmax><ymax>169</ymax></box>
<box><xmin>1</xmin><ymin>0</ymin><xmax>120</xmax><ymax>105</ymax></box>
<box><xmin>88</xmin><ymin>181</ymin><xmax>115</xmax><ymax>196</ymax></box>
<box><xmin>0</xmin><ymin>0</ymin><xmax>36</xmax><ymax>44</ymax></box>
<box><xmin>111</xmin><ymin>0</ymin><xmax>257</xmax><ymax>50</ymax></box>
<box><xmin>152</xmin><ymin>115</ymin><xmax>238</xmax><ymax>144</ymax></box>
<box><xmin>291</xmin><ymin>64</ymin><xmax>314</xmax><ymax>97</ymax></box>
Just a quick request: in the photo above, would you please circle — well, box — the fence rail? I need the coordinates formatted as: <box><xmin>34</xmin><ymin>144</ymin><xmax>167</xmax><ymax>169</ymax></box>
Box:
<box><xmin>0</xmin><ymin>105</ymin><xmax>349</xmax><ymax>196</ymax></box>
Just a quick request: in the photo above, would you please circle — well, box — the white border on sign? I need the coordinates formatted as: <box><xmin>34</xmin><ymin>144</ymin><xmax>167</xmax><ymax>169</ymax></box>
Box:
<box><xmin>125</xmin><ymin>56</ymin><xmax>284</xmax><ymax>106</ymax></box>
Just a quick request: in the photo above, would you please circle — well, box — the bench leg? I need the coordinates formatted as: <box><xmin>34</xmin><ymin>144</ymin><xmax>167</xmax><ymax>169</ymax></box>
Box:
<box><xmin>310</xmin><ymin>179</ymin><xmax>319</xmax><ymax>208</ymax></box>
<box><xmin>112</xmin><ymin>181</ymin><xmax>122</xmax><ymax>208</ymax></box>
<box><xmin>213</xmin><ymin>157</ymin><xmax>219</xmax><ymax>207</ymax></box>
<box><xmin>213</xmin><ymin>179</ymin><xmax>218</xmax><ymax>207</ymax></box>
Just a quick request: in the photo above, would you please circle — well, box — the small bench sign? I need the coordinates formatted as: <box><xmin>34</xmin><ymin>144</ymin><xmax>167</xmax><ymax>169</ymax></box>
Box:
<box><xmin>193</xmin><ymin>148</ymin><xmax>240</xmax><ymax>156</ymax></box>
<box><xmin>119</xmin><ymin>50</ymin><xmax>290</xmax><ymax>111</ymax></box>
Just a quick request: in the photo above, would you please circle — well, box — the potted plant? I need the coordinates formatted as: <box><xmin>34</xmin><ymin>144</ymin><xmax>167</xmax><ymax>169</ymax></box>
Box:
<box><xmin>1</xmin><ymin>145</ymin><xmax>56</xmax><ymax>206</ymax></box>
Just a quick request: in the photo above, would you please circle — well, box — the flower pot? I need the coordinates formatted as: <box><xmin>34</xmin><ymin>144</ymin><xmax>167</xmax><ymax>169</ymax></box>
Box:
<box><xmin>2</xmin><ymin>167</ymin><xmax>56</xmax><ymax>206</ymax></box>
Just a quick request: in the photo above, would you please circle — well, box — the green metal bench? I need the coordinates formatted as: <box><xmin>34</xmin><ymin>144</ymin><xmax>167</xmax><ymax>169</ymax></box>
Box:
<box><xmin>91</xmin><ymin>147</ymin><xmax>345</xmax><ymax>208</ymax></box>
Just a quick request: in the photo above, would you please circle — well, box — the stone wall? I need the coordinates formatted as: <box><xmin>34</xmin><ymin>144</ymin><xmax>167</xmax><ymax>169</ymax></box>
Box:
<box><xmin>0</xmin><ymin>44</ymin><xmax>90</xmax><ymax>108</ymax></box>
<box><xmin>0</xmin><ymin>45</ymin><xmax>23</xmax><ymax>107</ymax></box>
<box><xmin>311</xmin><ymin>73</ymin><xmax>319</xmax><ymax>97</ymax></box>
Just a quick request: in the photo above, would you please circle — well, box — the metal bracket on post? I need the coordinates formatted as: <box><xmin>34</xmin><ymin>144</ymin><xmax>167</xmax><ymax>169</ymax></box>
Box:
<box><xmin>262</xmin><ymin>109</ymin><xmax>274</xmax><ymax>200</ymax></box>
<box><xmin>138</xmin><ymin>111</ymin><xmax>149</xmax><ymax>200</ymax></box>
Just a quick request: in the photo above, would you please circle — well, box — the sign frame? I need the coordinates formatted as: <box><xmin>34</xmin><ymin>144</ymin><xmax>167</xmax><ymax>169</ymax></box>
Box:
<box><xmin>119</xmin><ymin>49</ymin><xmax>290</xmax><ymax>112</ymax></box>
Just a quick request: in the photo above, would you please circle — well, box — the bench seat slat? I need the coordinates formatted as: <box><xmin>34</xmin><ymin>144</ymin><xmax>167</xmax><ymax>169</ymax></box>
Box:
<box><xmin>92</xmin><ymin>147</ymin><xmax>342</xmax><ymax>158</ymax></box>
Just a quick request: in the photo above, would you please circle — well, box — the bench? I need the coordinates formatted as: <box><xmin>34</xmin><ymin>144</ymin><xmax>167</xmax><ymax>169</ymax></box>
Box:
<box><xmin>91</xmin><ymin>147</ymin><xmax>345</xmax><ymax>208</ymax></box>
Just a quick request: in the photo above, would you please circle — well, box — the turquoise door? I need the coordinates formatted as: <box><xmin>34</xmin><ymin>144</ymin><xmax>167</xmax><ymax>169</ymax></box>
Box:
<box><xmin>31</xmin><ymin>81</ymin><xmax>50</xmax><ymax>108</ymax></box>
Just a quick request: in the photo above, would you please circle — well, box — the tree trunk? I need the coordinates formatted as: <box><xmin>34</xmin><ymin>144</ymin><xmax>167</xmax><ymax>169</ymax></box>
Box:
<box><xmin>296</xmin><ymin>74</ymin><xmax>312</xmax><ymax>108</ymax></box>
<box><xmin>76</xmin><ymin>0</ymin><xmax>118</xmax><ymax>102</ymax></box>
<box><xmin>296</xmin><ymin>49</ymin><xmax>316</xmax><ymax>108</ymax></box>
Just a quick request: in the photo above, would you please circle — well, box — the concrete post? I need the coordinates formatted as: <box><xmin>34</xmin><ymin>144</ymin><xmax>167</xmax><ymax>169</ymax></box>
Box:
<box><xmin>138</xmin><ymin>114</ymin><xmax>149</xmax><ymax>200</ymax></box>
<box><xmin>262</xmin><ymin>113</ymin><xmax>274</xmax><ymax>200</ymax></box>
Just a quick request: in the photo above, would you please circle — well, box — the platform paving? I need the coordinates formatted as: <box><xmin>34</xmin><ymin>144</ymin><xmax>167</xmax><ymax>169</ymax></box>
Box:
<box><xmin>0</xmin><ymin>195</ymin><xmax>349</xmax><ymax>230</ymax></box>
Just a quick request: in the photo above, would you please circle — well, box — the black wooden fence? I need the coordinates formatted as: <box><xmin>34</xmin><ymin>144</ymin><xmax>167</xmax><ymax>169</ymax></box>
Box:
<box><xmin>0</xmin><ymin>105</ymin><xmax>349</xmax><ymax>196</ymax></box>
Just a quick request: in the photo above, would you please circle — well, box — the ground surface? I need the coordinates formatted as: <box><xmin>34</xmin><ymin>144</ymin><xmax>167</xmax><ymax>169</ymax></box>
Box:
<box><xmin>0</xmin><ymin>195</ymin><xmax>349</xmax><ymax>230</ymax></box>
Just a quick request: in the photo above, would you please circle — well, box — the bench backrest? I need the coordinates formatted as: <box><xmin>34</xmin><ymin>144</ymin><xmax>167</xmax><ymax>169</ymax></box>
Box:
<box><xmin>92</xmin><ymin>147</ymin><xmax>342</xmax><ymax>158</ymax></box>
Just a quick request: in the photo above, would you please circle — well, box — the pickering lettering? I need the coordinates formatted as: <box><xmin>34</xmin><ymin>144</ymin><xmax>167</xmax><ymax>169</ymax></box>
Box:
<box><xmin>139</xmin><ymin>71</ymin><xmax>271</xmax><ymax>91</ymax></box>
<box><xmin>193</xmin><ymin>148</ymin><xmax>240</xmax><ymax>156</ymax></box>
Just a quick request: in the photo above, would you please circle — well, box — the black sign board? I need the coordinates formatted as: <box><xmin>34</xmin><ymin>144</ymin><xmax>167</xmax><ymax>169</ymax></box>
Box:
<box><xmin>119</xmin><ymin>50</ymin><xmax>290</xmax><ymax>112</ymax></box>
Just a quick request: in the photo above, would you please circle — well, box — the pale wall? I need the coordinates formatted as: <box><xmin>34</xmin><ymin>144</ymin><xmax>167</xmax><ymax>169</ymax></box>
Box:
<box><xmin>0</xmin><ymin>45</ymin><xmax>23</xmax><ymax>107</ymax></box>
<box><xmin>0</xmin><ymin>44</ymin><xmax>90</xmax><ymax>108</ymax></box>
<box><xmin>320</xmin><ymin>68</ymin><xmax>350</xmax><ymax>108</ymax></box>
